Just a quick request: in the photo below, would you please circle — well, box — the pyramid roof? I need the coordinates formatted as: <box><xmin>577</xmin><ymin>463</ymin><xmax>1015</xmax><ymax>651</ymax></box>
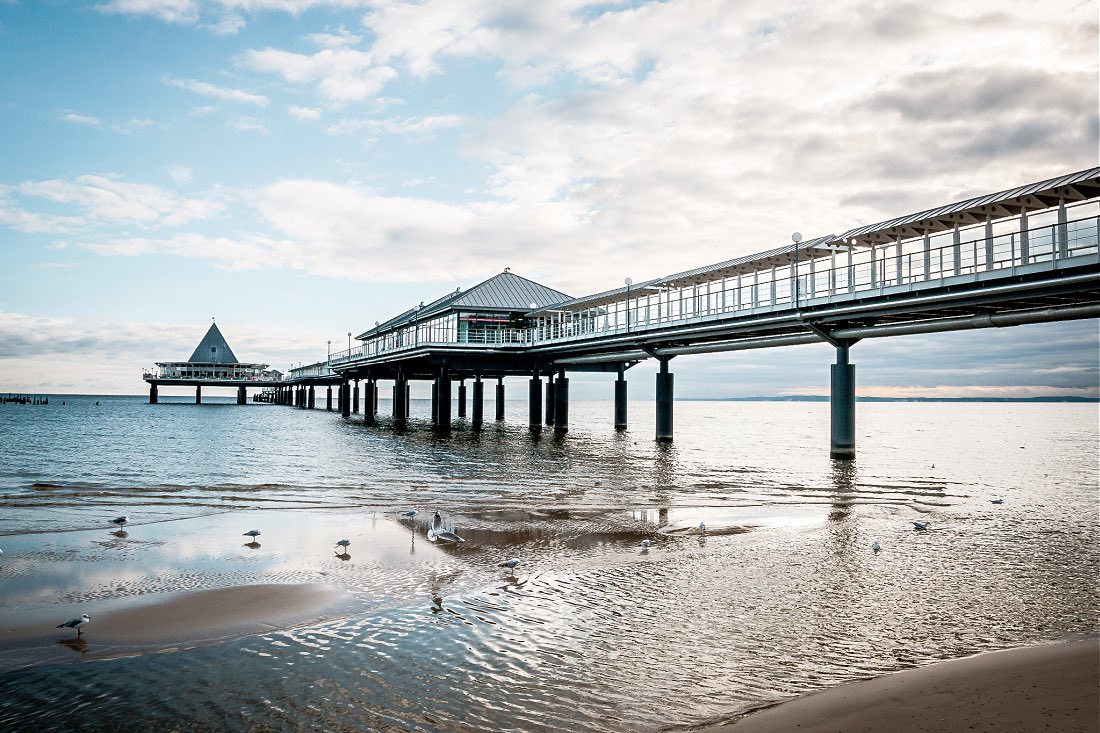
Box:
<box><xmin>187</xmin><ymin>322</ymin><xmax>240</xmax><ymax>364</ymax></box>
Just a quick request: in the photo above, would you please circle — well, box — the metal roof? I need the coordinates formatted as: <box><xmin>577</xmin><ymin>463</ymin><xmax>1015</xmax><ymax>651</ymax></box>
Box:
<box><xmin>357</xmin><ymin>271</ymin><xmax>571</xmax><ymax>339</ymax></box>
<box><xmin>187</xmin><ymin>322</ymin><xmax>240</xmax><ymax>364</ymax></box>
<box><xmin>840</xmin><ymin>167</ymin><xmax>1100</xmax><ymax>245</ymax></box>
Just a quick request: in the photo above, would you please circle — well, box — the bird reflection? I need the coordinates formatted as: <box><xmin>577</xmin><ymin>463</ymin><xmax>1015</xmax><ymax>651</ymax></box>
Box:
<box><xmin>110</xmin><ymin>530</ymin><xmax>129</xmax><ymax>539</ymax></box>
<box><xmin>57</xmin><ymin>637</ymin><xmax>89</xmax><ymax>655</ymax></box>
<box><xmin>334</xmin><ymin>550</ymin><xmax>351</xmax><ymax>561</ymax></box>
<box><xmin>244</xmin><ymin>541</ymin><xmax>261</xmax><ymax>549</ymax></box>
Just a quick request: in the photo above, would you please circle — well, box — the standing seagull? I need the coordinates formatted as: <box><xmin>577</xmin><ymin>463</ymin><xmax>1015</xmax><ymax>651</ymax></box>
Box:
<box><xmin>697</xmin><ymin>522</ymin><xmax>706</xmax><ymax>533</ymax></box>
<box><xmin>871</xmin><ymin>541</ymin><xmax>881</xmax><ymax>553</ymax></box>
<box><xmin>57</xmin><ymin>613</ymin><xmax>90</xmax><ymax>637</ymax></box>
<box><xmin>912</xmin><ymin>521</ymin><xmax>930</xmax><ymax>531</ymax></box>
<box><xmin>400</xmin><ymin>510</ymin><xmax>418</xmax><ymax>518</ymax></box>
<box><xmin>335</xmin><ymin>539</ymin><xmax>351</xmax><ymax>550</ymax></box>
<box><xmin>498</xmin><ymin>558</ymin><xmax>519</xmax><ymax>574</ymax></box>
<box><xmin>112</xmin><ymin>516</ymin><xmax>128</xmax><ymax>527</ymax></box>
<box><xmin>428</xmin><ymin>512</ymin><xmax>465</xmax><ymax>543</ymax></box>
<box><xmin>243</xmin><ymin>530</ymin><xmax>261</xmax><ymax>539</ymax></box>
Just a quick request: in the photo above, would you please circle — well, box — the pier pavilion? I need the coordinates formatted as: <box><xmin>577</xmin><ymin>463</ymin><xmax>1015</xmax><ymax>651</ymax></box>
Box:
<box><xmin>145</xmin><ymin>321</ymin><xmax>283</xmax><ymax>404</ymax></box>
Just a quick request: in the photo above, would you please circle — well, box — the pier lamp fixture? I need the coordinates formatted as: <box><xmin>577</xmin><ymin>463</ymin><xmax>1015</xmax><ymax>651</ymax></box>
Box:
<box><xmin>347</xmin><ymin>331</ymin><xmax>352</xmax><ymax>354</ymax></box>
<box><xmin>327</xmin><ymin>340</ymin><xmax>331</xmax><ymax>361</ymax></box>
<box><xmin>624</xmin><ymin>277</ymin><xmax>633</xmax><ymax>332</ymax></box>
<box><xmin>791</xmin><ymin>232</ymin><xmax>803</xmax><ymax>309</ymax></box>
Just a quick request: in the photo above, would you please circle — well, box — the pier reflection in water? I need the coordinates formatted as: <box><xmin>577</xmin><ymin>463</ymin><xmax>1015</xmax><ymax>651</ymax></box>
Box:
<box><xmin>0</xmin><ymin>397</ymin><xmax>1096</xmax><ymax>731</ymax></box>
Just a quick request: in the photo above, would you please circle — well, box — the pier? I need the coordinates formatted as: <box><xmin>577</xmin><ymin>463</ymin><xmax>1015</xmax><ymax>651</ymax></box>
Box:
<box><xmin>151</xmin><ymin>168</ymin><xmax>1100</xmax><ymax>459</ymax></box>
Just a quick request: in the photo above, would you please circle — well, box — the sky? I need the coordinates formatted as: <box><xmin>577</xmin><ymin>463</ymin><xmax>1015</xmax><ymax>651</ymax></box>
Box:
<box><xmin>0</xmin><ymin>0</ymin><xmax>1097</xmax><ymax>399</ymax></box>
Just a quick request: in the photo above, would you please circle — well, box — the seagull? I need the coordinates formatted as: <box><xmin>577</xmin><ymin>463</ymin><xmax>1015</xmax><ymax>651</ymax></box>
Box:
<box><xmin>400</xmin><ymin>510</ymin><xmax>418</xmax><ymax>518</ymax></box>
<box><xmin>57</xmin><ymin>613</ymin><xmax>90</xmax><ymax>637</ymax></box>
<box><xmin>990</xmin><ymin>499</ymin><xmax>1004</xmax><ymax>504</ymax></box>
<box><xmin>498</xmin><ymin>558</ymin><xmax>519</xmax><ymax>573</ymax></box>
<box><xmin>871</xmin><ymin>541</ymin><xmax>881</xmax><ymax>553</ymax></box>
<box><xmin>243</xmin><ymin>530</ymin><xmax>261</xmax><ymax>539</ymax></box>
<box><xmin>335</xmin><ymin>539</ymin><xmax>351</xmax><ymax>550</ymax></box>
<box><xmin>640</xmin><ymin>539</ymin><xmax>651</xmax><ymax>548</ymax></box>
<box><xmin>912</xmin><ymin>521</ymin><xmax>930</xmax><ymax>531</ymax></box>
<box><xmin>112</xmin><ymin>516</ymin><xmax>128</xmax><ymax>527</ymax></box>
<box><xmin>428</xmin><ymin>512</ymin><xmax>465</xmax><ymax>543</ymax></box>
<box><xmin>697</xmin><ymin>521</ymin><xmax>706</xmax><ymax>533</ymax></box>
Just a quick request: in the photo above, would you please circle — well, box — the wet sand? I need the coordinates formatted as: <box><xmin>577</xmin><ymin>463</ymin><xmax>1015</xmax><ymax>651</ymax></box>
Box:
<box><xmin>0</xmin><ymin>583</ymin><xmax>358</xmax><ymax>661</ymax></box>
<box><xmin>710</xmin><ymin>639</ymin><xmax>1099</xmax><ymax>733</ymax></box>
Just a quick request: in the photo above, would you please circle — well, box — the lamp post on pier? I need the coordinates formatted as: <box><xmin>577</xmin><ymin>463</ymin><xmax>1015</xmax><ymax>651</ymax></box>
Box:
<box><xmin>791</xmin><ymin>231</ymin><xmax>803</xmax><ymax>309</ymax></box>
<box><xmin>347</xmin><ymin>331</ymin><xmax>352</xmax><ymax>355</ymax></box>
<box><xmin>624</xmin><ymin>277</ymin><xmax>633</xmax><ymax>332</ymax></box>
<box><xmin>327</xmin><ymin>340</ymin><xmax>331</xmax><ymax>362</ymax></box>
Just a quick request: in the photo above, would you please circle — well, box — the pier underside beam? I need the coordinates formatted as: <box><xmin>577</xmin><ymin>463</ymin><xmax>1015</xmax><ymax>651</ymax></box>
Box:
<box><xmin>655</xmin><ymin>358</ymin><xmax>674</xmax><ymax>442</ymax></box>
<box><xmin>830</xmin><ymin>342</ymin><xmax>856</xmax><ymax>460</ymax></box>
<box><xmin>472</xmin><ymin>376</ymin><xmax>484</xmax><ymax>430</ymax></box>
<box><xmin>614</xmin><ymin>366</ymin><xmax>627</xmax><ymax>430</ymax></box>
<box><xmin>496</xmin><ymin>377</ymin><xmax>505</xmax><ymax>421</ymax></box>
<box><xmin>554</xmin><ymin>369</ymin><xmax>569</xmax><ymax>435</ymax></box>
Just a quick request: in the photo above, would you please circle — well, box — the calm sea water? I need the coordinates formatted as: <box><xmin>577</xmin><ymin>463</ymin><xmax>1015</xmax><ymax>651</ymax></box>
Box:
<box><xmin>0</xmin><ymin>395</ymin><xmax>1097</xmax><ymax>731</ymax></box>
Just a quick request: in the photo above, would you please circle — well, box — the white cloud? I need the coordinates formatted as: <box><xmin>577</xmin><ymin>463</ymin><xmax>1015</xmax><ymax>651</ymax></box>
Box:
<box><xmin>14</xmin><ymin>174</ymin><xmax>223</xmax><ymax>229</ymax></box>
<box><xmin>96</xmin><ymin>0</ymin><xmax>199</xmax><ymax>24</ymax></box>
<box><xmin>241</xmin><ymin>46</ymin><xmax>397</xmax><ymax>106</ymax></box>
<box><xmin>168</xmin><ymin>165</ymin><xmax>194</xmax><ymax>184</ymax></box>
<box><xmin>62</xmin><ymin>112</ymin><xmax>102</xmax><ymax>126</ymax></box>
<box><xmin>165</xmin><ymin>76</ymin><xmax>268</xmax><ymax>107</ymax></box>
<box><xmin>325</xmin><ymin>114</ymin><xmax>463</xmax><ymax>136</ymax></box>
<box><xmin>289</xmin><ymin>105</ymin><xmax>322</xmax><ymax>120</ymax></box>
<box><xmin>306</xmin><ymin>26</ymin><xmax>361</xmax><ymax>48</ymax></box>
<box><xmin>206</xmin><ymin>13</ymin><xmax>245</xmax><ymax>35</ymax></box>
<box><xmin>188</xmin><ymin>105</ymin><xmax>219</xmax><ymax>116</ymax></box>
<box><xmin>227</xmin><ymin>116</ymin><xmax>270</xmax><ymax>134</ymax></box>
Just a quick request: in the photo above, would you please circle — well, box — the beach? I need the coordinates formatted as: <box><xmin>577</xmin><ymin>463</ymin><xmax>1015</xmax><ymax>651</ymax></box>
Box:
<box><xmin>1</xmin><ymin>398</ymin><xmax>1097</xmax><ymax>731</ymax></box>
<box><xmin>712</xmin><ymin>639</ymin><xmax>1099</xmax><ymax>733</ymax></box>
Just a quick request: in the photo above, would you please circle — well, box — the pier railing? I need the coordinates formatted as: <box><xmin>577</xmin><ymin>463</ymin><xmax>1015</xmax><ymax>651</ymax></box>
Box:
<box><xmin>527</xmin><ymin>209</ymin><xmax>1099</xmax><ymax>346</ymax></box>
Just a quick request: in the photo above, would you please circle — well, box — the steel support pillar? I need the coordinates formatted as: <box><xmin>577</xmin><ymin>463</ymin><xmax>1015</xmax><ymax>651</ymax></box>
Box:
<box><xmin>544</xmin><ymin>375</ymin><xmax>556</xmax><ymax>425</ymax></box>
<box><xmin>614</xmin><ymin>367</ymin><xmax>628</xmax><ymax>430</ymax></box>
<box><xmin>352</xmin><ymin>381</ymin><xmax>360</xmax><ymax>413</ymax></box>
<box><xmin>472</xmin><ymin>376</ymin><xmax>484</xmax><ymax>431</ymax></box>
<box><xmin>496</xmin><ymin>377</ymin><xmax>505</xmax><ymax>421</ymax></box>
<box><xmin>237</xmin><ymin>385</ymin><xmax>246</xmax><ymax>405</ymax></box>
<box><xmin>529</xmin><ymin>374</ymin><xmax>543</xmax><ymax>432</ymax></box>
<box><xmin>149</xmin><ymin>383</ymin><xmax>158</xmax><ymax>404</ymax></box>
<box><xmin>554</xmin><ymin>369</ymin><xmax>569</xmax><ymax>435</ymax></box>
<box><xmin>308</xmin><ymin>384</ymin><xmax>315</xmax><ymax>409</ymax></box>
<box><xmin>363</xmin><ymin>381</ymin><xmax>376</xmax><ymax>426</ymax></box>
<box><xmin>341</xmin><ymin>380</ymin><xmax>351</xmax><ymax>417</ymax></box>
<box><xmin>830</xmin><ymin>343</ymin><xmax>856</xmax><ymax>460</ymax></box>
<box><xmin>458</xmin><ymin>380</ymin><xmax>467</xmax><ymax>418</ymax></box>
<box><xmin>437</xmin><ymin>369</ymin><xmax>451</xmax><ymax>432</ymax></box>
<box><xmin>195</xmin><ymin>385</ymin><xmax>202</xmax><ymax>405</ymax></box>
<box><xmin>326</xmin><ymin>386</ymin><xmax>332</xmax><ymax>411</ymax></box>
<box><xmin>655</xmin><ymin>358</ymin><xmax>674</xmax><ymax>442</ymax></box>
<box><xmin>394</xmin><ymin>376</ymin><xmax>408</xmax><ymax>430</ymax></box>
<box><xmin>431</xmin><ymin>381</ymin><xmax>439</xmax><ymax>424</ymax></box>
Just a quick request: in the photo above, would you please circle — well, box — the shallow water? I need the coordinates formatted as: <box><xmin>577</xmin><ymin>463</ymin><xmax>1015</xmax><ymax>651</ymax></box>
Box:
<box><xmin>0</xmin><ymin>396</ymin><xmax>1097</xmax><ymax>731</ymax></box>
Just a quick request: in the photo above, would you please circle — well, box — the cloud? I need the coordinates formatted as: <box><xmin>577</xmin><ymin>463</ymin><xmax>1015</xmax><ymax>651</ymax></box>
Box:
<box><xmin>227</xmin><ymin>116</ymin><xmax>270</xmax><ymax>134</ymax></box>
<box><xmin>164</xmin><ymin>76</ymin><xmax>268</xmax><ymax>107</ymax></box>
<box><xmin>10</xmin><ymin>174</ymin><xmax>223</xmax><ymax>230</ymax></box>
<box><xmin>96</xmin><ymin>0</ymin><xmax>199</xmax><ymax>24</ymax></box>
<box><xmin>288</xmin><ymin>105</ymin><xmax>322</xmax><ymax>120</ymax></box>
<box><xmin>206</xmin><ymin>13</ymin><xmax>245</xmax><ymax>35</ymax></box>
<box><xmin>241</xmin><ymin>46</ymin><xmax>397</xmax><ymax>106</ymax></box>
<box><xmin>62</xmin><ymin>112</ymin><xmax>102</xmax><ymax>126</ymax></box>
<box><xmin>168</xmin><ymin>165</ymin><xmax>194</xmax><ymax>184</ymax></box>
<box><xmin>324</xmin><ymin>114</ymin><xmax>463</xmax><ymax>136</ymax></box>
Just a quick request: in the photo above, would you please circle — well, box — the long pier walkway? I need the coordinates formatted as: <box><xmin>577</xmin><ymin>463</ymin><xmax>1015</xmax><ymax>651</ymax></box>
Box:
<box><xmin>241</xmin><ymin>169</ymin><xmax>1100</xmax><ymax>458</ymax></box>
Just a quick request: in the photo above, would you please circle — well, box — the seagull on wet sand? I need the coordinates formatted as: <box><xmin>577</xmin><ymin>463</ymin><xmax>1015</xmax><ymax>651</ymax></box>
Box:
<box><xmin>112</xmin><ymin>516</ymin><xmax>128</xmax><ymax>527</ymax></box>
<box><xmin>990</xmin><ymin>499</ymin><xmax>1004</xmax><ymax>504</ymax></box>
<box><xmin>243</xmin><ymin>530</ymin><xmax>261</xmax><ymax>539</ymax></box>
<box><xmin>871</xmin><ymin>541</ymin><xmax>881</xmax><ymax>553</ymax></box>
<box><xmin>640</xmin><ymin>539</ymin><xmax>651</xmax><ymax>548</ymax></box>
<box><xmin>498</xmin><ymin>558</ymin><xmax>519</xmax><ymax>573</ymax></box>
<box><xmin>400</xmin><ymin>510</ymin><xmax>418</xmax><ymax>518</ymax></box>
<box><xmin>57</xmin><ymin>613</ymin><xmax>90</xmax><ymax>637</ymax></box>
<box><xmin>697</xmin><ymin>522</ymin><xmax>706</xmax><ymax>533</ymax></box>
<box><xmin>335</xmin><ymin>539</ymin><xmax>350</xmax><ymax>550</ymax></box>
<box><xmin>912</xmin><ymin>521</ymin><xmax>930</xmax><ymax>531</ymax></box>
<box><xmin>428</xmin><ymin>512</ymin><xmax>465</xmax><ymax>543</ymax></box>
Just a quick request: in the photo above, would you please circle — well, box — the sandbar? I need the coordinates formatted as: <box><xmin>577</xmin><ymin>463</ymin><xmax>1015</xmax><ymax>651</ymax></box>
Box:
<box><xmin>709</xmin><ymin>639</ymin><xmax>1098</xmax><ymax>733</ymax></box>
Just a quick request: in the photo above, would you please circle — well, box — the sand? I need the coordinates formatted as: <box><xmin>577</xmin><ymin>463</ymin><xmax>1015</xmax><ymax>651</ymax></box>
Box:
<box><xmin>0</xmin><ymin>583</ymin><xmax>357</xmax><ymax>660</ymax></box>
<box><xmin>709</xmin><ymin>638</ymin><xmax>1099</xmax><ymax>733</ymax></box>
